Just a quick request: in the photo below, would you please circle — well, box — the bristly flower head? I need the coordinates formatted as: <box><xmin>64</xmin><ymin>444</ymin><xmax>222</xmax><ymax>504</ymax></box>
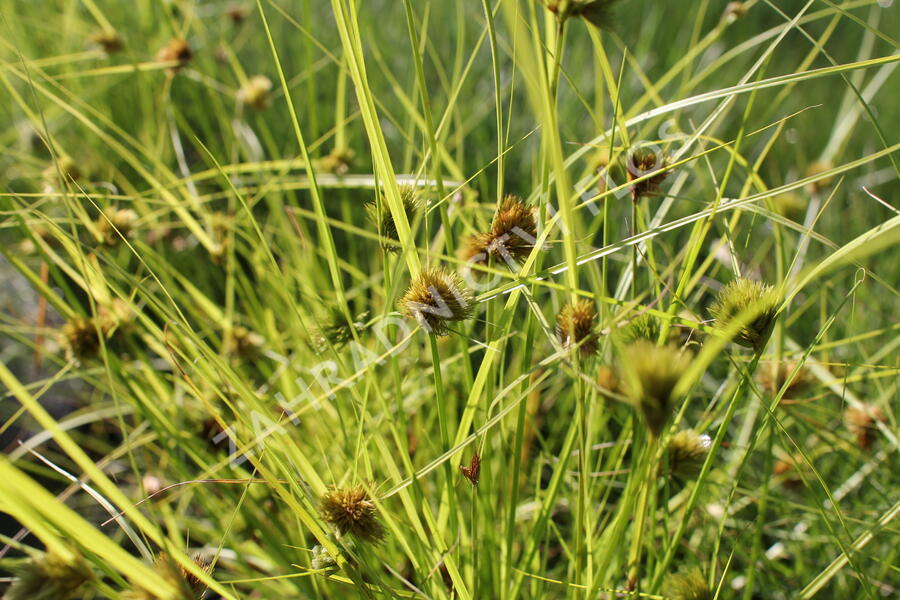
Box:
<box><xmin>5</xmin><ymin>550</ymin><xmax>92</xmax><ymax>600</ymax></box>
<box><xmin>541</xmin><ymin>0</ymin><xmax>621</xmax><ymax>29</ymax></box>
<box><xmin>61</xmin><ymin>317</ymin><xmax>102</xmax><ymax>361</ymax></box>
<box><xmin>556</xmin><ymin>300</ymin><xmax>599</xmax><ymax>356</ymax></box>
<box><xmin>758</xmin><ymin>360</ymin><xmax>811</xmax><ymax>399</ymax></box>
<box><xmin>225</xmin><ymin>325</ymin><xmax>264</xmax><ymax>359</ymax></box>
<box><xmin>627</xmin><ymin>146</ymin><xmax>670</xmax><ymax>201</ymax></box>
<box><xmin>399</xmin><ymin>268</ymin><xmax>473</xmax><ymax>336</ymax></box>
<box><xmin>667</xmin><ymin>429</ymin><xmax>711</xmax><ymax>480</ymax></box>
<box><xmin>368</xmin><ymin>185</ymin><xmax>422</xmax><ymax>252</ymax></box>
<box><xmin>96</xmin><ymin>207</ymin><xmax>139</xmax><ymax>245</ymax></box>
<box><xmin>90</xmin><ymin>30</ymin><xmax>124</xmax><ymax>54</ymax></box>
<box><xmin>618</xmin><ymin>312</ymin><xmax>660</xmax><ymax>344</ymax></box>
<box><xmin>619</xmin><ymin>342</ymin><xmax>693</xmax><ymax>437</ymax></box>
<box><xmin>124</xmin><ymin>553</ymin><xmax>210</xmax><ymax>600</ymax></box>
<box><xmin>319</xmin><ymin>486</ymin><xmax>385</xmax><ymax>542</ymax></box>
<box><xmin>462</xmin><ymin>195</ymin><xmax>538</xmax><ymax>266</ymax></box>
<box><xmin>318</xmin><ymin>147</ymin><xmax>355</xmax><ymax>175</ymax></box>
<box><xmin>157</xmin><ymin>39</ymin><xmax>192</xmax><ymax>74</ymax></box>
<box><xmin>844</xmin><ymin>403</ymin><xmax>886</xmax><ymax>450</ymax></box>
<box><xmin>709</xmin><ymin>278</ymin><xmax>779</xmax><ymax>352</ymax></box>
<box><xmin>665</xmin><ymin>568</ymin><xmax>711</xmax><ymax>600</ymax></box>
<box><xmin>312</xmin><ymin>307</ymin><xmax>370</xmax><ymax>352</ymax></box>
<box><xmin>238</xmin><ymin>75</ymin><xmax>273</xmax><ymax>109</ymax></box>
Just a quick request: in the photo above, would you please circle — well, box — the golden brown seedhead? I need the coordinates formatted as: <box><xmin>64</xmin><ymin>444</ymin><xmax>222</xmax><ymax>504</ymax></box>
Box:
<box><xmin>123</xmin><ymin>553</ymin><xmax>210</xmax><ymax>600</ymax></box>
<box><xmin>619</xmin><ymin>342</ymin><xmax>693</xmax><ymax>437</ymax></box>
<box><xmin>5</xmin><ymin>550</ymin><xmax>92</xmax><ymax>600</ymax></box>
<box><xmin>225</xmin><ymin>5</ymin><xmax>248</xmax><ymax>23</ymax></box>
<box><xmin>399</xmin><ymin>268</ymin><xmax>474</xmax><ymax>336</ymax></box>
<box><xmin>62</xmin><ymin>317</ymin><xmax>102</xmax><ymax>361</ymax></box>
<box><xmin>627</xmin><ymin>147</ymin><xmax>669</xmax><ymax>200</ymax></box>
<box><xmin>90</xmin><ymin>30</ymin><xmax>124</xmax><ymax>54</ymax></box>
<box><xmin>709</xmin><ymin>278</ymin><xmax>779</xmax><ymax>352</ymax></box>
<box><xmin>318</xmin><ymin>147</ymin><xmax>355</xmax><ymax>175</ymax></box>
<box><xmin>758</xmin><ymin>360</ymin><xmax>811</xmax><ymax>399</ymax></box>
<box><xmin>462</xmin><ymin>195</ymin><xmax>538</xmax><ymax>266</ymax></box>
<box><xmin>597</xmin><ymin>365</ymin><xmax>619</xmax><ymax>395</ymax></box>
<box><xmin>541</xmin><ymin>0</ymin><xmax>621</xmax><ymax>29</ymax></box>
<box><xmin>157</xmin><ymin>39</ymin><xmax>192</xmax><ymax>73</ymax></box>
<box><xmin>43</xmin><ymin>155</ymin><xmax>82</xmax><ymax>184</ymax></box>
<box><xmin>96</xmin><ymin>207</ymin><xmax>139</xmax><ymax>245</ymax></box>
<box><xmin>238</xmin><ymin>75</ymin><xmax>273</xmax><ymax>110</ymax></box>
<box><xmin>319</xmin><ymin>486</ymin><xmax>385</xmax><ymax>542</ymax></box>
<box><xmin>844</xmin><ymin>404</ymin><xmax>886</xmax><ymax>450</ymax></box>
<box><xmin>556</xmin><ymin>300</ymin><xmax>599</xmax><ymax>356</ymax></box>
<box><xmin>367</xmin><ymin>185</ymin><xmax>421</xmax><ymax>252</ymax></box>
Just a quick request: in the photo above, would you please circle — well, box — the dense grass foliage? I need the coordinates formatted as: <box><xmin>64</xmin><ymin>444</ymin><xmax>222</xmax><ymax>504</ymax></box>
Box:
<box><xmin>1</xmin><ymin>1</ymin><xmax>898</xmax><ymax>598</ymax></box>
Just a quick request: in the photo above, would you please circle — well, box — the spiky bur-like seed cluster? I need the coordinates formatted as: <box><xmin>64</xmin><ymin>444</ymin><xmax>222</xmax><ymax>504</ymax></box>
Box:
<box><xmin>556</xmin><ymin>300</ymin><xmax>599</xmax><ymax>356</ymax></box>
<box><xmin>367</xmin><ymin>185</ymin><xmax>422</xmax><ymax>252</ymax></box>
<box><xmin>844</xmin><ymin>404</ymin><xmax>886</xmax><ymax>450</ymax></box>
<box><xmin>758</xmin><ymin>360</ymin><xmax>811</xmax><ymax>399</ymax></box>
<box><xmin>96</xmin><ymin>207</ymin><xmax>139</xmax><ymax>245</ymax></box>
<box><xmin>399</xmin><ymin>268</ymin><xmax>473</xmax><ymax>336</ymax></box>
<box><xmin>462</xmin><ymin>195</ymin><xmax>538</xmax><ymax>266</ymax></box>
<box><xmin>123</xmin><ymin>554</ymin><xmax>210</xmax><ymax>600</ymax></box>
<box><xmin>237</xmin><ymin>75</ymin><xmax>273</xmax><ymax>109</ymax></box>
<box><xmin>319</xmin><ymin>486</ymin><xmax>385</xmax><ymax>542</ymax></box>
<box><xmin>627</xmin><ymin>147</ymin><xmax>670</xmax><ymax>201</ymax></box>
<box><xmin>619</xmin><ymin>342</ymin><xmax>693</xmax><ymax>437</ymax></box>
<box><xmin>5</xmin><ymin>550</ymin><xmax>92</xmax><ymax>600</ymax></box>
<box><xmin>665</xmin><ymin>568</ymin><xmax>712</xmax><ymax>600</ymax></box>
<box><xmin>312</xmin><ymin>308</ymin><xmax>370</xmax><ymax>352</ymax></box>
<box><xmin>667</xmin><ymin>430</ymin><xmax>711</xmax><ymax>480</ymax></box>
<box><xmin>709</xmin><ymin>278</ymin><xmax>780</xmax><ymax>352</ymax></box>
<box><xmin>318</xmin><ymin>147</ymin><xmax>355</xmax><ymax>175</ymax></box>
<box><xmin>62</xmin><ymin>317</ymin><xmax>103</xmax><ymax>360</ymax></box>
<box><xmin>618</xmin><ymin>312</ymin><xmax>660</xmax><ymax>344</ymax></box>
<box><xmin>542</xmin><ymin>0</ymin><xmax>621</xmax><ymax>29</ymax></box>
<box><xmin>157</xmin><ymin>39</ymin><xmax>192</xmax><ymax>73</ymax></box>
<box><xmin>90</xmin><ymin>30</ymin><xmax>124</xmax><ymax>54</ymax></box>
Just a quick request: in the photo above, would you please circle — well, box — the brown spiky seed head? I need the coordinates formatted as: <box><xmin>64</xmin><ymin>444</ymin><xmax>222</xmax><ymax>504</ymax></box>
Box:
<box><xmin>460</xmin><ymin>452</ymin><xmax>481</xmax><ymax>486</ymax></box>
<box><xmin>43</xmin><ymin>155</ymin><xmax>82</xmax><ymax>183</ymax></box>
<box><xmin>665</xmin><ymin>568</ymin><xmax>711</xmax><ymax>600</ymax></box>
<box><xmin>556</xmin><ymin>300</ymin><xmax>598</xmax><ymax>356</ymax></box>
<box><xmin>368</xmin><ymin>185</ymin><xmax>421</xmax><ymax>252</ymax></box>
<box><xmin>319</xmin><ymin>486</ymin><xmax>385</xmax><ymax>542</ymax></box>
<box><xmin>124</xmin><ymin>554</ymin><xmax>210</xmax><ymax>600</ymax></box>
<box><xmin>96</xmin><ymin>207</ymin><xmax>138</xmax><ymax>245</ymax></box>
<box><xmin>157</xmin><ymin>39</ymin><xmax>192</xmax><ymax>72</ymax></box>
<box><xmin>570</xmin><ymin>0</ymin><xmax>621</xmax><ymax>29</ymax></box>
<box><xmin>627</xmin><ymin>147</ymin><xmax>669</xmax><ymax>200</ymax></box>
<box><xmin>226</xmin><ymin>5</ymin><xmax>248</xmax><ymax>23</ymax></box>
<box><xmin>667</xmin><ymin>430</ymin><xmax>711</xmax><ymax>480</ymax></box>
<box><xmin>463</xmin><ymin>195</ymin><xmax>538</xmax><ymax>265</ymax></box>
<box><xmin>399</xmin><ymin>268</ymin><xmax>473</xmax><ymax>335</ymax></box>
<box><xmin>844</xmin><ymin>404</ymin><xmax>886</xmax><ymax>450</ymax></box>
<box><xmin>5</xmin><ymin>550</ymin><xmax>92</xmax><ymax>600</ymax></box>
<box><xmin>758</xmin><ymin>360</ymin><xmax>811</xmax><ymax>399</ymax></box>
<box><xmin>319</xmin><ymin>147</ymin><xmax>355</xmax><ymax>175</ymax></box>
<box><xmin>90</xmin><ymin>30</ymin><xmax>124</xmax><ymax>54</ymax></box>
<box><xmin>709</xmin><ymin>278</ymin><xmax>779</xmax><ymax>351</ymax></box>
<box><xmin>597</xmin><ymin>365</ymin><xmax>619</xmax><ymax>395</ymax></box>
<box><xmin>238</xmin><ymin>75</ymin><xmax>272</xmax><ymax>109</ymax></box>
<box><xmin>62</xmin><ymin>317</ymin><xmax>102</xmax><ymax>360</ymax></box>
<box><xmin>619</xmin><ymin>342</ymin><xmax>693</xmax><ymax>437</ymax></box>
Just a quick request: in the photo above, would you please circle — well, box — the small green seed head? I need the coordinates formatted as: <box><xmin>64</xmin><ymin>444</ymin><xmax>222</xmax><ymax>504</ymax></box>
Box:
<box><xmin>618</xmin><ymin>312</ymin><xmax>660</xmax><ymax>344</ymax></box>
<box><xmin>619</xmin><ymin>342</ymin><xmax>693</xmax><ymax>437</ymax></box>
<box><xmin>318</xmin><ymin>147</ymin><xmax>355</xmax><ymax>175</ymax></box>
<box><xmin>556</xmin><ymin>300</ymin><xmax>599</xmax><ymax>356</ymax></box>
<box><xmin>5</xmin><ymin>550</ymin><xmax>92</xmax><ymax>600</ymax></box>
<box><xmin>368</xmin><ymin>185</ymin><xmax>422</xmax><ymax>252</ymax></box>
<box><xmin>667</xmin><ymin>429</ymin><xmax>711</xmax><ymax>480</ymax></box>
<box><xmin>709</xmin><ymin>278</ymin><xmax>779</xmax><ymax>351</ymax></box>
<box><xmin>96</xmin><ymin>207</ymin><xmax>139</xmax><ymax>245</ymax></box>
<box><xmin>399</xmin><ymin>268</ymin><xmax>473</xmax><ymax>336</ymax></box>
<box><xmin>238</xmin><ymin>75</ymin><xmax>272</xmax><ymax>109</ymax></box>
<box><xmin>665</xmin><ymin>568</ymin><xmax>712</xmax><ymax>600</ymax></box>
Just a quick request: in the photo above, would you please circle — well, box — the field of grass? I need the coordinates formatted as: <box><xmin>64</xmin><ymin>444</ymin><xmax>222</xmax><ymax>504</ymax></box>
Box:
<box><xmin>1</xmin><ymin>1</ymin><xmax>898</xmax><ymax>598</ymax></box>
